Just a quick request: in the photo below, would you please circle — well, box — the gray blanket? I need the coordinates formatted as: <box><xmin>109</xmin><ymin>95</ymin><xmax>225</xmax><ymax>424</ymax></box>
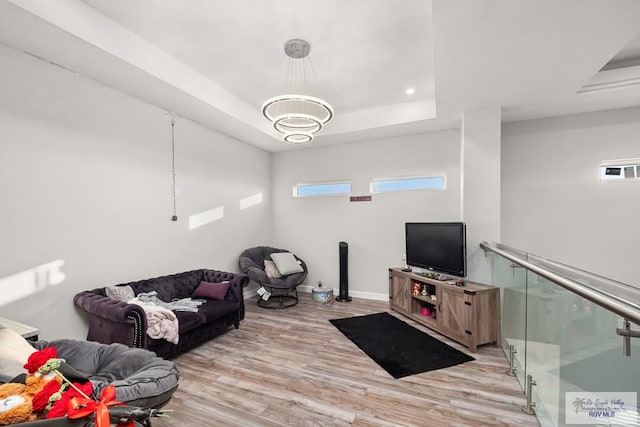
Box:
<box><xmin>136</xmin><ymin>291</ymin><xmax>205</xmax><ymax>312</ymax></box>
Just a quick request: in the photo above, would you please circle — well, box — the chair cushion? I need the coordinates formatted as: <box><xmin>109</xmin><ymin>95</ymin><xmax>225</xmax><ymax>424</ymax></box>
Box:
<box><xmin>32</xmin><ymin>339</ymin><xmax>179</xmax><ymax>409</ymax></box>
<box><xmin>240</xmin><ymin>246</ymin><xmax>307</xmax><ymax>292</ymax></box>
<box><xmin>270</xmin><ymin>252</ymin><xmax>304</xmax><ymax>275</ymax></box>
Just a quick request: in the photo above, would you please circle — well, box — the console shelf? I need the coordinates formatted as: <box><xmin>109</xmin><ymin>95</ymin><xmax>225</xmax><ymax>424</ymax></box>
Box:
<box><xmin>388</xmin><ymin>268</ymin><xmax>500</xmax><ymax>352</ymax></box>
<box><xmin>412</xmin><ymin>294</ymin><xmax>437</xmax><ymax>304</ymax></box>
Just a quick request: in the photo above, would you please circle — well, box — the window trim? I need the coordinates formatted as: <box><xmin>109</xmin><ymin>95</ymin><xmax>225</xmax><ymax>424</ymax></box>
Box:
<box><xmin>370</xmin><ymin>174</ymin><xmax>446</xmax><ymax>194</ymax></box>
<box><xmin>293</xmin><ymin>180</ymin><xmax>352</xmax><ymax>197</ymax></box>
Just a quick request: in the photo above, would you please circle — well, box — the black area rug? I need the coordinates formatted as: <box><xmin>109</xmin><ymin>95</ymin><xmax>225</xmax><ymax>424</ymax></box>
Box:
<box><xmin>330</xmin><ymin>312</ymin><xmax>474</xmax><ymax>378</ymax></box>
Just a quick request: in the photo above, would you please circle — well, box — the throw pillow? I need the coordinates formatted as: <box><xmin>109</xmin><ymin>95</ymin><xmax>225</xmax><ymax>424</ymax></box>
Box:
<box><xmin>0</xmin><ymin>328</ymin><xmax>36</xmax><ymax>378</ymax></box>
<box><xmin>270</xmin><ymin>252</ymin><xmax>304</xmax><ymax>275</ymax></box>
<box><xmin>264</xmin><ymin>260</ymin><xmax>282</xmax><ymax>279</ymax></box>
<box><xmin>193</xmin><ymin>281</ymin><xmax>231</xmax><ymax>300</ymax></box>
<box><xmin>104</xmin><ymin>285</ymin><xmax>135</xmax><ymax>302</ymax></box>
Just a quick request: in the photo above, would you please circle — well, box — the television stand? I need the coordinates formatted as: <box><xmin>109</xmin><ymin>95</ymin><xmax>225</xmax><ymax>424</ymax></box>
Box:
<box><xmin>388</xmin><ymin>268</ymin><xmax>500</xmax><ymax>352</ymax></box>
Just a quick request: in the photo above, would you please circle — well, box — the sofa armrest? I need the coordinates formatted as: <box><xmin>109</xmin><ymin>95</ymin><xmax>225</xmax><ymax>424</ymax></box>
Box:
<box><xmin>73</xmin><ymin>290</ymin><xmax>148</xmax><ymax>349</ymax></box>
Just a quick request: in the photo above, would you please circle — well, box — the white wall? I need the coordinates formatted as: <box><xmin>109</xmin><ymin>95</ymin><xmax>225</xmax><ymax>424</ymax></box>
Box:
<box><xmin>272</xmin><ymin>131</ymin><xmax>461</xmax><ymax>298</ymax></box>
<box><xmin>502</xmin><ymin>107</ymin><xmax>640</xmax><ymax>286</ymax></box>
<box><xmin>5</xmin><ymin>35</ymin><xmax>638</xmax><ymax>343</ymax></box>
<box><xmin>0</xmin><ymin>45</ymin><xmax>271</xmax><ymax>340</ymax></box>
<box><xmin>461</xmin><ymin>107</ymin><xmax>501</xmax><ymax>283</ymax></box>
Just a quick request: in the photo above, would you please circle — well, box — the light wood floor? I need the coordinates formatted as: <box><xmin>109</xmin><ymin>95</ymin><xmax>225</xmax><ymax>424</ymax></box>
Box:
<box><xmin>153</xmin><ymin>294</ymin><xmax>540</xmax><ymax>427</ymax></box>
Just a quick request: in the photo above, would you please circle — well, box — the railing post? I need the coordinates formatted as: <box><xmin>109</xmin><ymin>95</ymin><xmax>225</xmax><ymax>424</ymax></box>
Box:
<box><xmin>505</xmin><ymin>344</ymin><xmax>518</xmax><ymax>376</ymax></box>
<box><xmin>521</xmin><ymin>374</ymin><xmax>536</xmax><ymax>415</ymax></box>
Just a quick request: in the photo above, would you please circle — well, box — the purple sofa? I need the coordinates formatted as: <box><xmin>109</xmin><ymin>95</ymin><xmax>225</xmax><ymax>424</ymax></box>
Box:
<box><xmin>73</xmin><ymin>269</ymin><xmax>248</xmax><ymax>359</ymax></box>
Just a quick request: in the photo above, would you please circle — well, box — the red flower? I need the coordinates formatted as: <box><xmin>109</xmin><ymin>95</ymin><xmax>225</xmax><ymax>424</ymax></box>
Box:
<box><xmin>32</xmin><ymin>380</ymin><xmax>62</xmax><ymax>412</ymax></box>
<box><xmin>46</xmin><ymin>382</ymin><xmax>93</xmax><ymax>419</ymax></box>
<box><xmin>24</xmin><ymin>347</ymin><xmax>58</xmax><ymax>373</ymax></box>
<box><xmin>45</xmin><ymin>399</ymin><xmax>69</xmax><ymax>419</ymax></box>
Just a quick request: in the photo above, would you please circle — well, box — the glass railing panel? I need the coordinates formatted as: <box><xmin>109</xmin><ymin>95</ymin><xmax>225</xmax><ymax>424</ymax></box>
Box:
<box><xmin>523</xmin><ymin>272</ymin><xmax>563</xmax><ymax>427</ymax></box>
<box><xmin>524</xmin><ymin>271</ymin><xmax>639</xmax><ymax>427</ymax></box>
<box><xmin>490</xmin><ymin>252</ymin><xmax>528</xmax><ymax>388</ymax></box>
<box><xmin>557</xmin><ymin>313</ymin><xmax>639</xmax><ymax>427</ymax></box>
<box><xmin>482</xmin><ymin>241</ymin><xmax>640</xmax><ymax>427</ymax></box>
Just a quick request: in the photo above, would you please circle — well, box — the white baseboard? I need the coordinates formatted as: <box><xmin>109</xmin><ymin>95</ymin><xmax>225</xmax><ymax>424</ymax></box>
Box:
<box><xmin>298</xmin><ymin>285</ymin><xmax>388</xmax><ymax>302</ymax></box>
<box><xmin>245</xmin><ymin>284</ymin><xmax>388</xmax><ymax>302</ymax></box>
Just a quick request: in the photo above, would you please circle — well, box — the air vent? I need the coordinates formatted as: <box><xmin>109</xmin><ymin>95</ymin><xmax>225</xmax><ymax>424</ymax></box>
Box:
<box><xmin>600</xmin><ymin>159</ymin><xmax>640</xmax><ymax>181</ymax></box>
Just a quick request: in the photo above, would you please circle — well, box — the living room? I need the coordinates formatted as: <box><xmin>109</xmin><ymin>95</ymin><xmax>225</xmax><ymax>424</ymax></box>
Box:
<box><xmin>2</xmin><ymin>1</ymin><xmax>640</xmax><ymax>426</ymax></box>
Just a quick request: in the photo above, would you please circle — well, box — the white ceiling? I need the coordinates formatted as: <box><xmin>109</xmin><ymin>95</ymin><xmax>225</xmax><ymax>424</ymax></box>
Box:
<box><xmin>1</xmin><ymin>0</ymin><xmax>640</xmax><ymax>152</ymax></box>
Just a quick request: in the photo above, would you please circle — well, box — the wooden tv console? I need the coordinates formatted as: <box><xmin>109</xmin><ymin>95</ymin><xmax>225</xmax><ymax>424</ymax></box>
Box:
<box><xmin>388</xmin><ymin>268</ymin><xmax>500</xmax><ymax>353</ymax></box>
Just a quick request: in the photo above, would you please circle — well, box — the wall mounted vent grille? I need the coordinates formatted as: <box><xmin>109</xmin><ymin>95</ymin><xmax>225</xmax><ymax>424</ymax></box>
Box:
<box><xmin>600</xmin><ymin>159</ymin><xmax>640</xmax><ymax>181</ymax></box>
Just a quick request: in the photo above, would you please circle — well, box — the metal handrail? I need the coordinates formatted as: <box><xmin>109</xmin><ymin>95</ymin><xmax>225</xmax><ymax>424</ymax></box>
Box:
<box><xmin>480</xmin><ymin>241</ymin><xmax>640</xmax><ymax>327</ymax></box>
<box><xmin>499</xmin><ymin>243</ymin><xmax>640</xmax><ymax>310</ymax></box>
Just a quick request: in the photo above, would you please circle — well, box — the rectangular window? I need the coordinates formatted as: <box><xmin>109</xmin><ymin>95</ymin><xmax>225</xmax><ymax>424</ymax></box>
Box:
<box><xmin>600</xmin><ymin>159</ymin><xmax>640</xmax><ymax>181</ymax></box>
<box><xmin>294</xmin><ymin>181</ymin><xmax>351</xmax><ymax>197</ymax></box>
<box><xmin>371</xmin><ymin>175</ymin><xmax>445</xmax><ymax>193</ymax></box>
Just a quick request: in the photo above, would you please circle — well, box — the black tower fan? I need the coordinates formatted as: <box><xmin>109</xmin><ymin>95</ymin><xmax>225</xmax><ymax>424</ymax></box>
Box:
<box><xmin>337</xmin><ymin>241</ymin><xmax>352</xmax><ymax>302</ymax></box>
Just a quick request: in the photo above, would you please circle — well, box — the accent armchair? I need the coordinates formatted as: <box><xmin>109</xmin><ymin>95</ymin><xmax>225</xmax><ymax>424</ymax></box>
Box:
<box><xmin>239</xmin><ymin>246</ymin><xmax>308</xmax><ymax>308</ymax></box>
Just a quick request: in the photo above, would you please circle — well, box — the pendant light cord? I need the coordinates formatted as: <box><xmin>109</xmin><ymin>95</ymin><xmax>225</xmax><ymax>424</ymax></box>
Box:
<box><xmin>171</xmin><ymin>117</ymin><xmax>178</xmax><ymax>222</ymax></box>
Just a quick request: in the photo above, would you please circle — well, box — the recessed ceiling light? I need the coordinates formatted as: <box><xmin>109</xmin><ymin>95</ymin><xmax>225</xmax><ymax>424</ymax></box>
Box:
<box><xmin>405</xmin><ymin>88</ymin><xmax>415</xmax><ymax>95</ymax></box>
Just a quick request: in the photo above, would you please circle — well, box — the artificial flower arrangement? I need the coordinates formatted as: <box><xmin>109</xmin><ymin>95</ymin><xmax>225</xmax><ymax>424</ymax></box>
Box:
<box><xmin>0</xmin><ymin>348</ymin><xmax>168</xmax><ymax>426</ymax></box>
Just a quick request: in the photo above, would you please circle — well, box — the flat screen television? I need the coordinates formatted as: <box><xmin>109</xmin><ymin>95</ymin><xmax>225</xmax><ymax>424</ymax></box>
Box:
<box><xmin>405</xmin><ymin>222</ymin><xmax>467</xmax><ymax>277</ymax></box>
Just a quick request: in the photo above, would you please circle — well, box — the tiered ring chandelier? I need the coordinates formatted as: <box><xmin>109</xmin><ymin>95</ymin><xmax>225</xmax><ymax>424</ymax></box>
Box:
<box><xmin>262</xmin><ymin>39</ymin><xmax>334</xmax><ymax>144</ymax></box>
